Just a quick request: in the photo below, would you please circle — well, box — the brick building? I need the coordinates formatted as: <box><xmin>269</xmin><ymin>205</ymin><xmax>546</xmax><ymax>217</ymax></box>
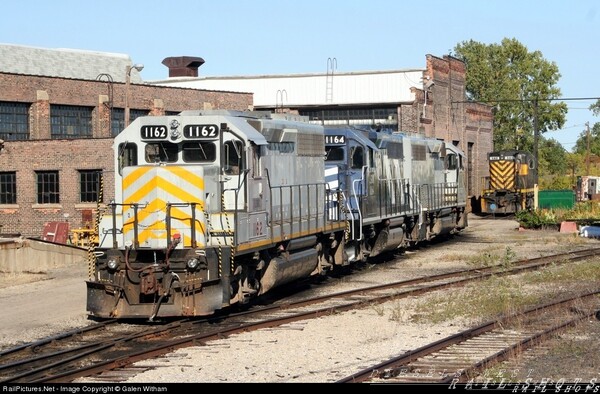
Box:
<box><xmin>0</xmin><ymin>45</ymin><xmax>252</xmax><ymax>237</ymax></box>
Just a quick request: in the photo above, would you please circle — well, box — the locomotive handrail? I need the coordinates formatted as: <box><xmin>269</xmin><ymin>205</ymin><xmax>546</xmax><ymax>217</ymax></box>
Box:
<box><xmin>264</xmin><ymin>168</ymin><xmax>337</xmax><ymax>245</ymax></box>
<box><xmin>377</xmin><ymin>177</ymin><xmax>415</xmax><ymax>218</ymax></box>
<box><xmin>108</xmin><ymin>202</ymin><xmax>148</xmax><ymax>249</ymax></box>
<box><xmin>165</xmin><ymin>202</ymin><xmax>204</xmax><ymax>249</ymax></box>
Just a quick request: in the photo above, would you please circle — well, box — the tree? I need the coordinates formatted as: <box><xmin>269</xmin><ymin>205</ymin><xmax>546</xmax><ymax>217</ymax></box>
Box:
<box><xmin>453</xmin><ymin>38</ymin><xmax>567</xmax><ymax>152</ymax></box>
<box><xmin>538</xmin><ymin>138</ymin><xmax>571</xmax><ymax>189</ymax></box>
<box><xmin>539</xmin><ymin>138</ymin><xmax>567</xmax><ymax>175</ymax></box>
<box><xmin>573</xmin><ymin>122</ymin><xmax>600</xmax><ymax>166</ymax></box>
<box><xmin>590</xmin><ymin>100</ymin><xmax>600</xmax><ymax>116</ymax></box>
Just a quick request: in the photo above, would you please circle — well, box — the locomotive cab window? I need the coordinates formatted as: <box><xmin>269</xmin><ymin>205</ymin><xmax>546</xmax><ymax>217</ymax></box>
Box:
<box><xmin>350</xmin><ymin>146</ymin><xmax>364</xmax><ymax>169</ymax></box>
<box><xmin>447</xmin><ymin>154</ymin><xmax>458</xmax><ymax>170</ymax></box>
<box><xmin>224</xmin><ymin>140</ymin><xmax>244</xmax><ymax>175</ymax></box>
<box><xmin>325</xmin><ymin>147</ymin><xmax>344</xmax><ymax>162</ymax></box>
<box><xmin>145</xmin><ymin>142</ymin><xmax>178</xmax><ymax>163</ymax></box>
<box><xmin>118</xmin><ymin>142</ymin><xmax>138</xmax><ymax>176</ymax></box>
<box><xmin>183</xmin><ymin>142</ymin><xmax>216</xmax><ymax>163</ymax></box>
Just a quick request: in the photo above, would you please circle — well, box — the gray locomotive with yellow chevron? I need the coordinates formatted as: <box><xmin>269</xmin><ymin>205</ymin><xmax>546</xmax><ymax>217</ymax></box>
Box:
<box><xmin>481</xmin><ymin>150</ymin><xmax>537</xmax><ymax>214</ymax></box>
<box><xmin>86</xmin><ymin>110</ymin><xmax>467</xmax><ymax>319</ymax></box>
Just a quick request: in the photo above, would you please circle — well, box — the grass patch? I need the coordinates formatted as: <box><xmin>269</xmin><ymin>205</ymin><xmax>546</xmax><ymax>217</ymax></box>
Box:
<box><xmin>466</xmin><ymin>247</ymin><xmax>517</xmax><ymax>269</ymax></box>
<box><xmin>442</xmin><ymin>253</ymin><xmax>467</xmax><ymax>262</ymax></box>
<box><xmin>522</xmin><ymin>260</ymin><xmax>600</xmax><ymax>284</ymax></box>
<box><xmin>412</xmin><ymin>276</ymin><xmax>539</xmax><ymax>324</ymax></box>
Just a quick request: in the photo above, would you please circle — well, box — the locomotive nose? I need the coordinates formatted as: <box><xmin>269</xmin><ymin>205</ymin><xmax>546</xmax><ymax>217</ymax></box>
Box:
<box><xmin>122</xmin><ymin>166</ymin><xmax>207</xmax><ymax>249</ymax></box>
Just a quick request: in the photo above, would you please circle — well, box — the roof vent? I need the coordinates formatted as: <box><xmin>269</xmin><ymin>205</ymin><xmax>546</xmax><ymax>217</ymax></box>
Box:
<box><xmin>162</xmin><ymin>56</ymin><xmax>205</xmax><ymax>77</ymax></box>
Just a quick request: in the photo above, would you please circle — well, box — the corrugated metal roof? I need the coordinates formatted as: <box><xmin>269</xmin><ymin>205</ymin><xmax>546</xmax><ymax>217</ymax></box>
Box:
<box><xmin>0</xmin><ymin>43</ymin><xmax>143</xmax><ymax>83</ymax></box>
<box><xmin>150</xmin><ymin>69</ymin><xmax>425</xmax><ymax>107</ymax></box>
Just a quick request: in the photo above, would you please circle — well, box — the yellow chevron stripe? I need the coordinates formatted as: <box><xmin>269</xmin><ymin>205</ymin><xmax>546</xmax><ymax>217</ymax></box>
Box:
<box><xmin>123</xmin><ymin>167</ymin><xmax>152</xmax><ymax>190</ymax></box>
<box><xmin>125</xmin><ymin>177</ymin><xmax>204</xmax><ymax>212</ymax></box>
<box><xmin>172</xmin><ymin>167</ymin><xmax>204</xmax><ymax>189</ymax></box>
<box><xmin>125</xmin><ymin>179</ymin><xmax>160</xmax><ymax>206</ymax></box>
<box><xmin>159</xmin><ymin>178</ymin><xmax>204</xmax><ymax>207</ymax></box>
<box><xmin>490</xmin><ymin>160</ymin><xmax>516</xmax><ymax>189</ymax></box>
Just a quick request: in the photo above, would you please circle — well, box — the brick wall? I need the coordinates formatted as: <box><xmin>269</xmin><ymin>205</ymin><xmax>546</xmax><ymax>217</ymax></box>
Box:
<box><xmin>0</xmin><ymin>138</ymin><xmax>114</xmax><ymax>237</ymax></box>
<box><xmin>421</xmin><ymin>55</ymin><xmax>493</xmax><ymax>200</ymax></box>
<box><xmin>0</xmin><ymin>73</ymin><xmax>252</xmax><ymax>237</ymax></box>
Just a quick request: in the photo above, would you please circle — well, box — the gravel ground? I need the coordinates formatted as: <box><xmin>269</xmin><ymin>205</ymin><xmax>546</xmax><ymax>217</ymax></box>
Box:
<box><xmin>2</xmin><ymin>215</ymin><xmax>598</xmax><ymax>383</ymax></box>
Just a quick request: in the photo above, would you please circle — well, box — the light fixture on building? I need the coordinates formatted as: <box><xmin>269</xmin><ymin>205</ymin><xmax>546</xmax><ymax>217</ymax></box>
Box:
<box><xmin>124</xmin><ymin>63</ymin><xmax>144</xmax><ymax>127</ymax></box>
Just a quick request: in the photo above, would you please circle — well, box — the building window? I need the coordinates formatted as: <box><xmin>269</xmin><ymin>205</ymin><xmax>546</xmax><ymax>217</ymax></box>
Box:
<box><xmin>111</xmin><ymin>108</ymin><xmax>148</xmax><ymax>136</ymax></box>
<box><xmin>0</xmin><ymin>172</ymin><xmax>17</xmax><ymax>204</ymax></box>
<box><xmin>36</xmin><ymin>171</ymin><xmax>60</xmax><ymax>204</ymax></box>
<box><xmin>79</xmin><ymin>170</ymin><xmax>102</xmax><ymax>203</ymax></box>
<box><xmin>51</xmin><ymin>105</ymin><xmax>93</xmax><ymax>139</ymax></box>
<box><xmin>0</xmin><ymin>101</ymin><xmax>29</xmax><ymax>140</ymax></box>
<box><xmin>299</xmin><ymin>107</ymin><xmax>398</xmax><ymax>129</ymax></box>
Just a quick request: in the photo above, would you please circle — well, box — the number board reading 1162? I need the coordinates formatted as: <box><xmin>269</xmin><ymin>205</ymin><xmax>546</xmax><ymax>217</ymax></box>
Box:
<box><xmin>140</xmin><ymin>124</ymin><xmax>220</xmax><ymax>140</ymax></box>
<box><xmin>184</xmin><ymin>124</ymin><xmax>220</xmax><ymax>139</ymax></box>
<box><xmin>325</xmin><ymin>135</ymin><xmax>346</xmax><ymax>145</ymax></box>
<box><xmin>141</xmin><ymin>125</ymin><xmax>168</xmax><ymax>140</ymax></box>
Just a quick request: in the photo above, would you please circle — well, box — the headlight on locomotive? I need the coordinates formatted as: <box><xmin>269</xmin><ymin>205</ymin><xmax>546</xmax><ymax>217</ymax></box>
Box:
<box><xmin>107</xmin><ymin>258</ymin><xmax>120</xmax><ymax>272</ymax></box>
<box><xmin>187</xmin><ymin>258</ymin><xmax>200</xmax><ymax>270</ymax></box>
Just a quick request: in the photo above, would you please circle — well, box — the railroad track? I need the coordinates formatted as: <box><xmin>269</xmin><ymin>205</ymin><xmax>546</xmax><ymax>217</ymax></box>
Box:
<box><xmin>1</xmin><ymin>247</ymin><xmax>598</xmax><ymax>383</ymax></box>
<box><xmin>336</xmin><ymin>290</ymin><xmax>600</xmax><ymax>383</ymax></box>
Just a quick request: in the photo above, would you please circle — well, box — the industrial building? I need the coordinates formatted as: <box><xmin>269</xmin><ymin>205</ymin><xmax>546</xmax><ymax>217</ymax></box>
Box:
<box><xmin>0</xmin><ymin>44</ymin><xmax>493</xmax><ymax>239</ymax></box>
<box><xmin>153</xmin><ymin>54</ymin><xmax>494</xmax><ymax>202</ymax></box>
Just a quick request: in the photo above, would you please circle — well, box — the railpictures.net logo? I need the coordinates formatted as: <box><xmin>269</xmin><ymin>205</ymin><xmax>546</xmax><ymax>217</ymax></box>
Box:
<box><xmin>2</xmin><ymin>386</ymin><xmax>169</xmax><ymax>393</ymax></box>
<box><xmin>450</xmin><ymin>378</ymin><xmax>600</xmax><ymax>392</ymax></box>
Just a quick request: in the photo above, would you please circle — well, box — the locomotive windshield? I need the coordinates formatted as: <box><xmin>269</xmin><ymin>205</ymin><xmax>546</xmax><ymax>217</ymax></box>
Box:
<box><xmin>325</xmin><ymin>146</ymin><xmax>344</xmax><ymax>162</ymax></box>
<box><xmin>145</xmin><ymin>142</ymin><xmax>178</xmax><ymax>163</ymax></box>
<box><xmin>182</xmin><ymin>142</ymin><xmax>217</xmax><ymax>163</ymax></box>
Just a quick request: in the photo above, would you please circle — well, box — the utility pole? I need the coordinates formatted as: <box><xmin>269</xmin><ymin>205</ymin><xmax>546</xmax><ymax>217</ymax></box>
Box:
<box><xmin>586</xmin><ymin>121</ymin><xmax>591</xmax><ymax>175</ymax></box>
<box><xmin>533</xmin><ymin>99</ymin><xmax>539</xmax><ymax>185</ymax></box>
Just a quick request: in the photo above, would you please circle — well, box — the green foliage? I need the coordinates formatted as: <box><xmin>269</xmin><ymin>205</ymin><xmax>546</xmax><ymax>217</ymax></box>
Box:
<box><xmin>561</xmin><ymin>201</ymin><xmax>600</xmax><ymax>221</ymax></box>
<box><xmin>539</xmin><ymin>138</ymin><xmax>567</xmax><ymax>175</ymax></box>
<box><xmin>453</xmin><ymin>38</ymin><xmax>567</xmax><ymax>152</ymax></box>
<box><xmin>516</xmin><ymin>202</ymin><xmax>600</xmax><ymax>228</ymax></box>
<box><xmin>591</xmin><ymin>99</ymin><xmax>600</xmax><ymax>116</ymax></box>
<box><xmin>515</xmin><ymin>209</ymin><xmax>558</xmax><ymax>229</ymax></box>
<box><xmin>539</xmin><ymin>175</ymin><xmax>572</xmax><ymax>190</ymax></box>
<box><xmin>574</xmin><ymin>122</ymin><xmax>600</xmax><ymax>158</ymax></box>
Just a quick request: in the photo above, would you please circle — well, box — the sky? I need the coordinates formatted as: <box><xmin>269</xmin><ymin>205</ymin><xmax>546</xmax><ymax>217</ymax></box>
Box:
<box><xmin>1</xmin><ymin>0</ymin><xmax>599</xmax><ymax>152</ymax></box>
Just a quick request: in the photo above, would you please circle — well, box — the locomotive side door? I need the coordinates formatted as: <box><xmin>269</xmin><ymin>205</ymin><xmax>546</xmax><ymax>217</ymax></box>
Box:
<box><xmin>347</xmin><ymin>140</ymin><xmax>367</xmax><ymax>236</ymax></box>
<box><xmin>221</xmin><ymin>131</ymin><xmax>246</xmax><ymax>211</ymax></box>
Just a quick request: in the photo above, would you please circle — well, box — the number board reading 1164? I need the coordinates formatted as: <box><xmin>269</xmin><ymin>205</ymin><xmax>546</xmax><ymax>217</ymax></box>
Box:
<box><xmin>140</xmin><ymin>124</ymin><xmax>220</xmax><ymax>140</ymax></box>
<box><xmin>325</xmin><ymin>135</ymin><xmax>346</xmax><ymax>145</ymax></box>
